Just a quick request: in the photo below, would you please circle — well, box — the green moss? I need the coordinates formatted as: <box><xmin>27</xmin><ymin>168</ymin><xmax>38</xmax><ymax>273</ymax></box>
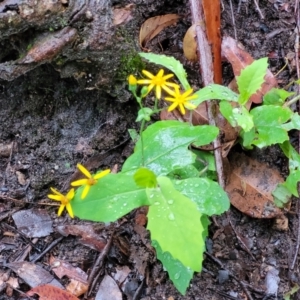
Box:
<box><xmin>117</xmin><ymin>52</ymin><xmax>145</xmax><ymax>81</ymax></box>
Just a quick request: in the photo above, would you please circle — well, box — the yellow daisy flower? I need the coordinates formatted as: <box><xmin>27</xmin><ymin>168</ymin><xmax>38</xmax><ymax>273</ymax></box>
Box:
<box><xmin>128</xmin><ymin>74</ymin><xmax>137</xmax><ymax>85</ymax></box>
<box><xmin>48</xmin><ymin>188</ymin><xmax>75</xmax><ymax>218</ymax></box>
<box><xmin>165</xmin><ymin>87</ymin><xmax>197</xmax><ymax>115</ymax></box>
<box><xmin>137</xmin><ymin>69</ymin><xmax>179</xmax><ymax>99</ymax></box>
<box><xmin>71</xmin><ymin>164</ymin><xmax>110</xmax><ymax>199</ymax></box>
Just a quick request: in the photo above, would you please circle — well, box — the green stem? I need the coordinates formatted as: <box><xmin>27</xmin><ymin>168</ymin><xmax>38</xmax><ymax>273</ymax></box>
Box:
<box><xmin>154</xmin><ymin>97</ymin><xmax>159</xmax><ymax>111</ymax></box>
<box><xmin>140</xmin><ymin>119</ymin><xmax>146</xmax><ymax>166</ymax></box>
<box><xmin>284</xmin><ymin>93</ymin><xmax>300</xmax><ymax>107</ymax></box>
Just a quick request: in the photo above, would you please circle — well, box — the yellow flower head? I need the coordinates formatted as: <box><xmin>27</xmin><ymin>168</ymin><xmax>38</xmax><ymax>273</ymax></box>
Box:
<box><xmin>137</xmin><ymin>69</ymin><xmax>179</xmax><ymax>99</ymax></box>
<box><xmin>128</xmin><ymin>74</ymin><xmax>137</xmax><ymax>85</ymax></box>
<box><xmin>48</xmin><ymin>188</ymin><xmax>75</xmax><ymax>218</ymax></box>
<box><xmin>71</xmin><ymin>163</ymin><xmax>110</xmax><ymax>199</ymax></box>
<box><xmin>165</xmin><ymin>87</ymin><xmax>197</xmax><ymax>115</ymax></box>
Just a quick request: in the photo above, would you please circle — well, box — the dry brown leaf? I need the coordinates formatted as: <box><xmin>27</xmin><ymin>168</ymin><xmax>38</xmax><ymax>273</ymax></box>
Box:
<box><xmin>222</xmin><ymin>36</ymin><xmax>277</xmax><ymax>104</ymax></box>
<box><xmin>183</xmin><ymin>24</ymin><xmax>198</xmax><ymax>62</ymax></box>
<box><xmin>27</xmin><ymin>284</ymin><xmax>79</xmax><ymax>300</ymax></box>
<box><xmin>225</xmin><ymin>153</ymin><xmax>284</xmax><ymax>218</ymax></box>
<box><xmin>66</xmin><ymin>279</ymin><xmax>88</xmax><ymax>297</ymax></box>
<box><xmin>113</xmin><ymin>4</ymin><xmax>135</xmax><ymax>26</ymax></box>
<box><xmin>139</xmin><ymin>14</ymin><xmax>180</xmax><ymax>49</ymax></box>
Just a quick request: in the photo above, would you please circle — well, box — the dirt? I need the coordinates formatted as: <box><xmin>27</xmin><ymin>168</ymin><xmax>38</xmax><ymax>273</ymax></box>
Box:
<box><xmin>0</xmin><ymin>0</ymin><xmax>299</xmax><ymax>299</ymax></box>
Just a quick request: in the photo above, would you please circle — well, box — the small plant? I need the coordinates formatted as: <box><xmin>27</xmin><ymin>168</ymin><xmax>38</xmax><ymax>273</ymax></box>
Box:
<box><xmin>48</xmin><ymin>53</ymin><xmax>300</xmax><ymax>295</ymax></box>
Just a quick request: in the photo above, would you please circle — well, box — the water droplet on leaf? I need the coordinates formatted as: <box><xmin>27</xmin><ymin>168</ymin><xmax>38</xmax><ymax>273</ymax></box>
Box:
<box><xmin>168</xmin><ymin>213</ymin><xmax>175</xmax><ymax>220</ymax></box>
<box><xmin>168</xmin><ymin>199</ymin><xmax>174</xmax><ymax>205</ymax></box>
<box><xmin>174</xmin><ymin>272</ymin><xmax>180</xmax><ymax>279</ymax></box>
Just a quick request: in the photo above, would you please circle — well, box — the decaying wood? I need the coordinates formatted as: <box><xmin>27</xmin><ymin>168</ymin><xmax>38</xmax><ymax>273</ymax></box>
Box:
<box><xmin>0</xmin><ymin>0</ymin><xmax>136</xmax><ymax>88</ymax></box>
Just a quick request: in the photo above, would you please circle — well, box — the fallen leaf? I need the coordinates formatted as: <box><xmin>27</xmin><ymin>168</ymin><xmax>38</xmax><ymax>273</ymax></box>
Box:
<box><xmin>49</xmin><ymin>257</ymin><xmax>88</xmax><ymax>284</ymax></box>
<box><xmin>27</xmin><ymin>284</ymin><xmax>79</xmax><ymax>300</ymax></box>
<box><xmin>66</xmin><ymin>279</ymin><xmax>88</xmax><ymax>297</ymax></box>
<box><xmin>95</xmin><ymin>275</ymin><xmax>122</xmax><ymax>300</ymax></box>
<box><xmin>139</xmin><ymin>14</ymin><xmax>180</xmax><ymax>49</ymax></box>
<box><xmin>221</xmin><ymin>36</ymin><xmax>277</xmax><ymax>104</ymax></box>
<box><xmin>183</xmin><ymin>24</ymin><xmax>198</xmax><ymax>62</ymax></box>
<box><xmin>225</xmin><ymin>153</ymin><xmax>284</xmax><ymax>218</ymax></box>
<box><xmin>6</xmin><ymin>261</ymin><xmax>63</xmax><ymax>288</ymax></box>
<box><xmin>56</xmin><ymin>224</ymin><xmax>106</xmax><ymax>252</ymax></box>
<box><xmin>12</xmin><ymin>208</ymin><xmax>53</xmax><ymax>238</ymax></box>
<box><xmin>113</xmin><ymin>4</ymin><xmax>135</xmax><ymax>26</ymax></box>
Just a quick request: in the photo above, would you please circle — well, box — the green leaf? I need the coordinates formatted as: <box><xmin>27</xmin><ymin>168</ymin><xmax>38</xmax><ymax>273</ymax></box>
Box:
<box><xmin>152</xmin><ymin>240</ymin><xmax>193</xmax><ymax>295</ymax></box>
<box><xmin>168</xmin><ymin>165</ymin><xmax>200</xmax><ymax>180</ymax></box>
<box><xmin>280</xmin><ymin>141</ymin><xmax>300</xmax><ymax>171</ymax></box>
<box><xmin>263</xmin><ymin>88</ymin><xmax>294</xmax><ymax>106</ymax></box>
<box><xmin>128</xmin><ymin>128</ymin><xmax>139</xmax><ymax>143</ymax></box>
<box><xmin>281</xmin><ymin>112</ymin><xmax>300</xmax><ymax>131</ymax></box>
<box><xmin>283</xmin><ymin>284</ymin><xmax>300</xmax><ymax>300</ymax></box>
<box><xmin>240</xmin><ymin>127</ymin><xmax>255</xmax><ymax>149</ymax></box>
<box><xmin>147</xmin><ymin>176</ymin><xmax>204</xmax><ymax>271</ymax></box>
<box><xmin>72</xmin><ymin>174</ymin><xmax>149</xmax><ymax>222</ymax></box>
<box><xmin>136</xmin><ymin>107</ymin><xmax>153</xmax><ymax>122</ymax></box>
<box><xmin>237</xmin><ymin>57</ymin><xmax>268</xmax><ymax>105</ymax></box>
<box><xmin>273</xmin><ymin>183</ymin><xmax>292</xmax><ymax>208</ymax></box>
<box><xmin>139</xmin><ymin>53</ymin><xmax>190</xmax><ymax>90</ymax></box>
<box><xmin>191</xmin><ymin>84</ymin><xmax>239</xmax><ymax>106</ymax></box>
<box><xmin>220</xmin><ymin>101</ymin><xmax>254</xmax><ymax>132</ymax></box>
<box><xmin>173</xmin><ymin>178</ymin><xmax>230</xmax><ymax>216</ymax></box>
<box><xmin>285</xmin><ymin>171</ymin><xmax>300</xmax><ymax>197</ymax></box>
<box><xmin>248</xmin><ymin>105</ymin><xmax>292</xmax><ymax>147</ymax></box>
<box><xmin>122</xmin><ymin>120</ymin><xmax>219</xmax><ymax>175</ymax></box>
<box><xmin>134</xmin><ymin>168</ymin><xmax>157</xmax><ymax>188</ymax></box>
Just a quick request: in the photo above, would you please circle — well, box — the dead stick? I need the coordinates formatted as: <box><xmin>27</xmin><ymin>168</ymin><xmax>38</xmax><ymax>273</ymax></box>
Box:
<box><xmin>87</xmin><ymin>233</ymin><xmax>114</xmax><ymax>296</ymax></box>
<box><xmin>189</xmin><ymin>0</ymin><xmax>225</xmax><ymax>188</ymax></box>
<box><xmin>291</xmin><ymin>0</ymin><xmax>300</xmax><ymax>271</ymax></box>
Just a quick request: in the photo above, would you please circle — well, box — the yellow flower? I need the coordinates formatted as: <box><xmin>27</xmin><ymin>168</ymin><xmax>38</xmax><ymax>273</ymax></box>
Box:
<box><xmin>128</xmin><ymin>74</ymin><xmax>137</xmax><ymax>85</ymax></box>
<box><xmin>71</xmin><ymin>163</ymin><xmax>110</xmax><ymax>199</ymax></box>
<box><xmin>48</xmin><ymin>188</ymin><xmax>75</xmax><ymax>218</ymax></box>
<box><xmin>137</xmin><ymin>69</ymin><xmax>179</xmax><ymax>99</ymax></box>
<box><xmin>165</xmin><ymin>87</ymin><xmax>197</xmax><ymax>115</ymax></box>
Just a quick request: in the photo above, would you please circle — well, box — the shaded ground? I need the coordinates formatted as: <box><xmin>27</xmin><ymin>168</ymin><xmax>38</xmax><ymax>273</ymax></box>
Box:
<box><xmin>0</xmin><ymin>0</ymin><xmax>299</xmax><ymax>299</ymax></box>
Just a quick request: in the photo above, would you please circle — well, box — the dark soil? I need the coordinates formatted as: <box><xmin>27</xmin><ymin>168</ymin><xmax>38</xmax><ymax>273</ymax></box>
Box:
<box><xmin>0</xmin><ymin>0</ymin><xmax>299</xmax><ymax>299</ymax></box>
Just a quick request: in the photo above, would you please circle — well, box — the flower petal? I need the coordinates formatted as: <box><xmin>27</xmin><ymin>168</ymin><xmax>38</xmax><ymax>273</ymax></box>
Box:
<box><xmin>66</xmin><ymin>203</ymin><xmax>74</xmax><ymax>218</ymax></box>
<box><xmin>168</xmin><ymin>102</ymin><xmax>178</xmax><ymax>112</ymax></box>
<box><xmin>165</xmin><ymin>97</ymin><xmax>176</xmax><ymax>103</ymax></box>
<box><xmin>157</xmin><ymin>69</ymin><xmax>164</xmax><ymax>78</ymax></box>
<box><xmin>66</xmin><ymin>188</ymin><xmax>75</xmax><ymax>200</ymax></box>
<box><xmin>94</xmin><ymin>169</ymin><xmax>111</xmax><ymax>179</ymax></box>
<box><xmin>162</xmin><ymin>73</ymin><xmax>174</xmax><ymax>80</ymax></box>
<box><xmin>185</xmin><ymin>103</ymin><xmax>196</xmax><ymax>110</ymax></box>
<box><xmin>182</xmin><ymin>89</ymin><xmax>194</xmax><ymax>97</ymax></box>
<box><xmin>162</xmin><ymin>85</ymin><xmax>177</xmax><ymax>96</ymax></box>
<box><xmin>77</xmin><ymin>163</ymin><xmax>92</xmax><ymax>178</ymax></box>
<box><xmin>48</xmin><ymin>194</ymin><xmax>63</xmax><ymax>201</ymax></box>
<box><xmin>50</xmin><ymin>187</ymin><xmax>63</xmax><ymax>197</ymax></box>
<box><xmin>155</xmin><ymin>86</ymin><xmax>162</xmax><ymax>99</ymax></box>
<box><xmin>71</xmin><ymin>179</ymin><xmax>89</xmax><ymax>186</ymax></box>
<box><xmin>81</xmin><ymin>185</ymin><xmax>90</xmax><ymax>199</ymax></box>
<box><xmin>137</xmin><ymin>79</ymin><xmax>151</xmax><ymax>84</ymax></box>
<box><xmin>58</xmin><ymin>204</ymin><xmax>65</xmax><ymax>216</ymax></box>
<box><xmin>179</xmin><ymin>104</ymin><xmax>186</xmax><ymax>115</ymax></box>
<box><xmin>142</xmin><ymin>70</ymin><xmax>154</xmax><ymax>79</ymax></box>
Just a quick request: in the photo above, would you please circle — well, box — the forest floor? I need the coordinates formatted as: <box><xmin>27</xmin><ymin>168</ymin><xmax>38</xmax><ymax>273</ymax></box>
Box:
<box><xmin>0</xmin><ymin>0</ymin><xmax>299</xmax><ymax>299</ymax></box>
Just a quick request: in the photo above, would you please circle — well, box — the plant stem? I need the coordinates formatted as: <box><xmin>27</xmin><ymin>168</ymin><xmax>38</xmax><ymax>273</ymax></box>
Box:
<box><xmin>140</xmin><ymin>119</ymin><xmax>145</xmax><ymax>166</ymax></box>
<box><xmin>284</xmin><ymin>93</ymin><xmax>300</xmax><ymax>107</ymax></box>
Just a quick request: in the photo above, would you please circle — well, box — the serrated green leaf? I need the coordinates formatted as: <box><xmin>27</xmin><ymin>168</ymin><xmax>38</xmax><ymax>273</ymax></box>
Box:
<box><xmin>237</xmin><ymin>57</ymin><xmax>268</xmax><ymax>105</ymax></box>
<box><xmin>139</xmin><ymin>53</ymin><xmax>190</xmax><ymax>90</ymax></box>
<box><xmin>134</xmin><ymin>168</ymin><xmax>157</xmax><ymax>188</ymax></box>
<box><xmin>220</xmin><ymin>101</ymin><xmax>254</xmax><ymax>132</ymax></box>
<box><xmin>72</xmin><ymin>174</ymin><xmax>149</xmax><ymax>222</ymax></box>
<box><xmin>272</xmin><ymin>183</ymin><xmax>292</xmax><ymax>208</ymax></box>
<box><xmin>280</xmin><ymin>141</ymin><xmax>300</xmax><ymax>171</ymax></box>
<box><xmin>191</xmin><ymin>84</ymin><xmax>239</xmax><ymax>106</ymax></box>
<box><xmin>285</xmin><ymin>170</ymin><xmax>300</xmax><ymax>197</ymax></box>
<box><xmin>240</xmin><ymin>127</ymin><xmax>255</xmax><ymax>149</ymax></box>
<box><xmin>147</xmin><ymin>176</ymin><xmax>204</xmax><ymax>271</ymax></box>
<box><xmin>172</xmin><ymin>178</ymin><xmax>230</xmax><ymax>216</ymax></box>
<box><xmin>249</xmin><ymin>105</ymin><xmax>292</xmax><ymax>147</ymax></box>
<box><xmin>263</xmin><ymin>88</ymin><xmax>294</xmax><ymax>106</ymax></box>
<box><xmin>152</xmin><ymin>240</ymin><xmax>193</xmax><ymax>295</ymax></box>
<box><xmin>281</xmin><ymin>112</ymin><xmax>300</xmax><ymax>131</ymax></box>
<box><xmin>122</xmin><ymin>120</ymin><xmax>219</xmax><ymax>175</ymax></box>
